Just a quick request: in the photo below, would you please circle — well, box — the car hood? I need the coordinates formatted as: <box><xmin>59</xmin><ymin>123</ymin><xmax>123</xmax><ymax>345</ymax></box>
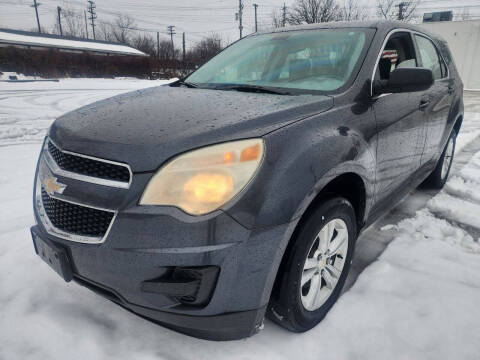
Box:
<box><xmin>50</xmin><ymin>85</ymin><xmax>333</xmax><ymax>172</ymax></box>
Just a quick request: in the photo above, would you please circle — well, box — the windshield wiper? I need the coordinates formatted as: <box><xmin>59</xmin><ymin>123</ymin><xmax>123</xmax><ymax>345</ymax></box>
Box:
<box><xmin>214</xmin><ymin>84</ymin><xmax>291</xmax><ymax>95</ymax></box>
<box><xmin>174</xmin><ymin>80</ymin><xmax>198</xmax><ymax>88</ymax></box>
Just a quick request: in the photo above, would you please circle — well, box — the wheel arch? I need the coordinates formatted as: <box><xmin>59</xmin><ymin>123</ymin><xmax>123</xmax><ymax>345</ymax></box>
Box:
<box><xmin>307</xmin><ymin>172</ymin><xmax>367</xmax><ymax>231</ymax></box>
<box><xmin>268</xmin><ymin>171</ymin><xmax>368</xmax><ymax>302</ymax></box>
<box><xmin>453</xmin><ymin>114</ymin><xmax>463</xmax><ymax>135</ymax></box>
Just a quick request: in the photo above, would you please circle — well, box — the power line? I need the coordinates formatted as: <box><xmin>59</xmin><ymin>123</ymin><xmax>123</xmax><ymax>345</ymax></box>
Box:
<box><xmin>17</xmin><ymin>0</ymin><xmax>268</xmax><ymax>37</ymax></box>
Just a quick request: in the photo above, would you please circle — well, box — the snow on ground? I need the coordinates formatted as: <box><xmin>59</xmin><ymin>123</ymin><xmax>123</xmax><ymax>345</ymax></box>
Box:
<box><xmin>428</xmin><ymin>149</ymin><xmax>480</xmax><ymax>232</ymax></box>
<box><xmin>0</xmin><ymin>72</ymin><xmax>44</xmax><ymax>81</ymax></box>
<box><xmin>456</xmin><ymin>111</ymin><xmax>480</xmax><ymax>152</ymax></box>
<box><xmin>0</xmin><ymin>84</ymin><xmax>479</xmax><ymax>360</ymax></box>
<box><xmin>0</xmin><ymin>77</ymin><xmax>173</xmax><ymax>146</ymax></box>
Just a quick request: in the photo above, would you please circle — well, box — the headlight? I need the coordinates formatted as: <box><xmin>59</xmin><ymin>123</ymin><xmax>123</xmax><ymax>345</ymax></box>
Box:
<box><xmin>139</xmin><ymin>139</ymin><xmax>264</xmax><ymax>215</ymax></box>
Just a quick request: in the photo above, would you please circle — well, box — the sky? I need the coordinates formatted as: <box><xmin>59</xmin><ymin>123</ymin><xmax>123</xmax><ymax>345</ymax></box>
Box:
<box><xmin>0</xmin><ymin>0</ymin><xmax>479</xmax><ymax>48</ymax></box>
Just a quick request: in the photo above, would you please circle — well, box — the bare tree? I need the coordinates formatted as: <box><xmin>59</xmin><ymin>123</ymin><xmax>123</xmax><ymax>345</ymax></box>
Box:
<box><xmin>338</xmin><ymin>0</ymin><xmax>367</xmax><ymax>21</ymax></box>
<box><xmin>187</xmin><ymin>34</ymin><xmax>223</xmax><ymax>64</ymax></box>
<box><xmin>131</xmin><ymin>33</ymin><xmax>156</xmax><ymax>57</ymax></box>
<box><xmin>94</xmin><ymin>15</ymin><xmax>136</xmax><ymax>44</ymax></box>
<box><xmin>287</xmin><ymin>0</ymin><xmax>341</xmax><ymax>24</ymax></box>
<box><xmin>64</xmin><ymin>8</ymin><xmax>85</xmax><ymax>37</ymax></box>
<box><xmin>156</xmin><ymin>40</ymin><xmax>179</xmax><ymax>61</ymax></box>
<box><xmin>111</xmin><ymin>15</ymin><xmax>136</xmax><ymax>44</ymax></box>
<box><xmin>271</xmin><ymin>9</ymin><xmax>284</xmax><ymax>28</ymax></box>
<box><xmin>188</xmin><ymin>34</ymin><xmax>223</xmax><ymax>64</ymax></box>
<box><xmin>377</xmin><ymin>0</ymin><xmax>418</xmax><ymax>22</ymax></box>
<box><xmin>52</xmin><ymin>7</ymin><xmax>86</xmax><ymax>37</ymax></box>
<box><xmin>97</xmin><ymin>21</ymin><xmax>115</xmax><ymax>42</ymax></box>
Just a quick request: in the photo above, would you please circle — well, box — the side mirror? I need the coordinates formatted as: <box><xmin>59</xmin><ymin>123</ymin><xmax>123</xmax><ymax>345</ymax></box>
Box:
<box><xmin>374</xmin><ymin>67</ymin><xmax>434</xmax><ymax>95</ymax></box>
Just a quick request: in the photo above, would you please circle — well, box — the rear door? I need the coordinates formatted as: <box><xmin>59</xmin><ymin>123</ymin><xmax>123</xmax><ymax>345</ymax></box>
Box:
<box><xmin>413</xmin><ymin>34</ymin><xmax>452</xmax><ymax>164</ymax></box>
<box><xmin>372</xmin><ymin>31</ymin><xmax>425</xmax><ymax>206</ymax></box>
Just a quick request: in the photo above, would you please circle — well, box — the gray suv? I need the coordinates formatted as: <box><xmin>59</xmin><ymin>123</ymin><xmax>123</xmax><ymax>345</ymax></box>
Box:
<box><xmin>31</xmin><ymin>21</ymin><xmax>463</xmax><ymax>340</ymax></box>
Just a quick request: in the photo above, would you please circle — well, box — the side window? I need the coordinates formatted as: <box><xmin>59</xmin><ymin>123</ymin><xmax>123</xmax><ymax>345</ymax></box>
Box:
<box><xmin>414</xmin><ymin>35</ymin><xmax>444</xmax><ymax>80</ymax></box>
<box><xmin>376</xmin><ymin>32</ymin><xmax>418</xmax><ymax>81</ymax></box>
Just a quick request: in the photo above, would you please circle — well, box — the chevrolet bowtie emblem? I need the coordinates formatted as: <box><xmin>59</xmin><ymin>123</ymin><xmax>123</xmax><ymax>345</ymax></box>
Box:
<box><xmin>44</xmin><ymin>177</ymin><xmax>66</xmax><ymax>196</ymax></box>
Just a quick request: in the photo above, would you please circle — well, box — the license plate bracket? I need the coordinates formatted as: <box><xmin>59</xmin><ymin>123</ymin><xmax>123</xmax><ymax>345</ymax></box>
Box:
<box><xmin>31</xmin><ymin>229</ymin><xmax>73</xmax><ymax>282</ymax></box>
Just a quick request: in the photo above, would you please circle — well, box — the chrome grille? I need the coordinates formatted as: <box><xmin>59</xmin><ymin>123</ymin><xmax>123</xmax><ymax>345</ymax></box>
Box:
<box><xmin>47</xmin><ymin>140</ymin><xmax>131</xmax><ymax>184</ymax></box>
<box><xmin>35</xmin><ymin>151</ymin><xmax>118</xmax><ymax>244</ymax></box>
<box><xmin>41</xmin><ymin>188</ymin><xmax>114</xmax><ymax>238</ymax></box>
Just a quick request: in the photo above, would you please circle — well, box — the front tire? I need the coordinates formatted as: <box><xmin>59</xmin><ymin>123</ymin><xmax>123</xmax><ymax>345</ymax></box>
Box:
<box><xmin>423</xmin><ymin>129</ymin><xmax>456</xmax><ymax>189</ymax></box>
<box><xmin>267</xmin><ymin>197</ymin><xmax>356</xmax><ymax>332</ymax></box>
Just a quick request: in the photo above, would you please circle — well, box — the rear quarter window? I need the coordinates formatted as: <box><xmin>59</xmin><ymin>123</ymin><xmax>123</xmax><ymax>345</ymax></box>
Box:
<box><xmin>415</xmin><ymin>34</ymin><xmax>444</xmax><ymax>80</ymax></box>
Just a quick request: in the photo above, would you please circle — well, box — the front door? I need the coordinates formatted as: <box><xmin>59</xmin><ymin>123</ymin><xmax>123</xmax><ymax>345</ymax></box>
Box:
<box><xmin>372</xmin><ymin>31</ymin><xmax>426</xmax><ymax>207</ymax></box>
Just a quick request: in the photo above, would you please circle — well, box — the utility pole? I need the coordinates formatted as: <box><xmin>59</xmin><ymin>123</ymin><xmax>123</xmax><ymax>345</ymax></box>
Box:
<box><xmin>30</xmin><ymin>0</ymin><xmax>41</xmax><ymax>33</ymax></box>
<box><xmin>253</xmin><ymin>4</ymin><xmax>258</xmax><ymax>33</ymax></box>
<box><xmin>87</xmin><ymin>0</ymin><xmax>97</xmax><ymax>40</ymax></box>
<box><xmin>182</xmin><ymin>32</ymin><xmax>186</xmax><ymax>62</ymax></box>
<box><xmin>84</xmin><ymin>10</ymin><xmax>89</xmax><ymax>39</ymax></box>
<box><xmin>167</xmin><ymin>25</ymin><xmax>176</xmax><ymax>58</ymax></box>
<box><xmin>282</xmin><ymin>3</ymin><xmax>287</xmax><ymax>27</ymax></box>
<box><xmin>57</xmin><ymin>6</ymin><xmax>63</xmax><ymax>36</ymax></box>
<box><xmin>398</xmin><ymin>2</ymin><xmax>406</xmax><ymax>20</ymax></box>
<box><xmin>156</xmin><ymin>31</ymin><xmax>160</xmax><ymax>78</ymax></box>
<box><xmin>238</xmin><ymin>0</ymin><xmax>244</xmax><ymax>38</ymax></box>
<box><xmin>238</xmin><ymin>0</ymin><xmax>244</xmax><ymax>39</ymax></box>
<box><xmin>157</xmin><ymin>32</ymin><xmax>160</xmax><ymax>61</ymax></box>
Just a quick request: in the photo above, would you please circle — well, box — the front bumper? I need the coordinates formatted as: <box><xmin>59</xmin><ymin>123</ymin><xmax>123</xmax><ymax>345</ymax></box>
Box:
<box><xmin>71</xmin><ymin>261</ymin><xmax>266</xmax><ymax>341</ymax></box>
<box><xmin>31</xmin><ymin>223</ymin><xmax>265</xmax><ymax>340</ymax></box>
<box><xmin>32</xmin><ymin>137</ymin><xmax>291</xmax><ymax>340</ymax></box>
<box><xmin>31</xmin><ymin>211</ymin><xmax>288</xmax><ymax>340</ymax></box>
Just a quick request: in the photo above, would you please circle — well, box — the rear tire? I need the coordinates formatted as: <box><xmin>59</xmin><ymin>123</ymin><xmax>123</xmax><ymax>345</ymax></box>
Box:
<box><xmin>423</xmin><ymin>129</ymin><xmax>456</xmax><ymax>189</ymax></box>
<box><xmin>267</xmin><ymin>197</ymin><xmax>356</xmax><ymax>332</ymax></box>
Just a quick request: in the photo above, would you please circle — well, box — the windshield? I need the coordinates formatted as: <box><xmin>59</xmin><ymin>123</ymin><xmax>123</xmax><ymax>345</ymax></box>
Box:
<box><xmin>186</xmin><ymin>28</ymin><xmax>372</xmax><ymax>93</ymax></box>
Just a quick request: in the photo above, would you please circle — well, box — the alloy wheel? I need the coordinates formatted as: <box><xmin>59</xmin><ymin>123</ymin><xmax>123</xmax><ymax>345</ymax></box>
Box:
<box><xmin>300</xmin><ymin>218</ymin><xmax>348</xmax><ymax>311</ymax></box>
<box><xmin>441</xmin><ymin>137</ymin><xmax>455</xmax><ymax>180</ymax></box>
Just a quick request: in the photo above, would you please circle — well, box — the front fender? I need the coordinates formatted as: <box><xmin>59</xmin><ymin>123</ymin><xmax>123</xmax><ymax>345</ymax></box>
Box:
<box><xmin>224</xmin><ymin>107</ymin><xmax>377</xmax><ymax>229</ymax></box>
<box><xmin>290</xmin><ymin>159</ymin><xmax>375</xmax><ymax>226</ymax></box>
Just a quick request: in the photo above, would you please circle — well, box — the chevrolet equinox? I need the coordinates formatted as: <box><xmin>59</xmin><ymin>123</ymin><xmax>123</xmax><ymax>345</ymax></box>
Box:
<box><xmin>31</xmin><ymin>21</ymin><xmax>463</xmax><ymax>340</ymax></box>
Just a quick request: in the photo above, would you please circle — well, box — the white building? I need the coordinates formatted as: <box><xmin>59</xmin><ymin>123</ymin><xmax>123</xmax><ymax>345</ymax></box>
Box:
<box><xmin>0</xmin><ymin>28</ymin><xmax>146</xmax><ymax>57</ymax></box>
<box><xmin>420</xmin><ymin>20</ymin><xmax>480</xmax><ymax>90</ymax></box>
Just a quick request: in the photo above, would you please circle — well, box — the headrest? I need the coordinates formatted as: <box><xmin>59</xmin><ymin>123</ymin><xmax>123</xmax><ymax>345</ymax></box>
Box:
<box><xmin>378</xmin><ymin>58</ymin><xmax>392</xmax><ymax>79</ymax></box>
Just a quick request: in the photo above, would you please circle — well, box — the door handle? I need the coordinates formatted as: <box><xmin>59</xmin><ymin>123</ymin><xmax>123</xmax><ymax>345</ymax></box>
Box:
<box><xmin>419</xmin><ymin>99</ymin><xmax>430</xmax><ymax>110</ymax></box>
<box><xmin>448</xmin><ymin>86</ymin><xmax>455</xmax><ymax>94</ymax></box>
